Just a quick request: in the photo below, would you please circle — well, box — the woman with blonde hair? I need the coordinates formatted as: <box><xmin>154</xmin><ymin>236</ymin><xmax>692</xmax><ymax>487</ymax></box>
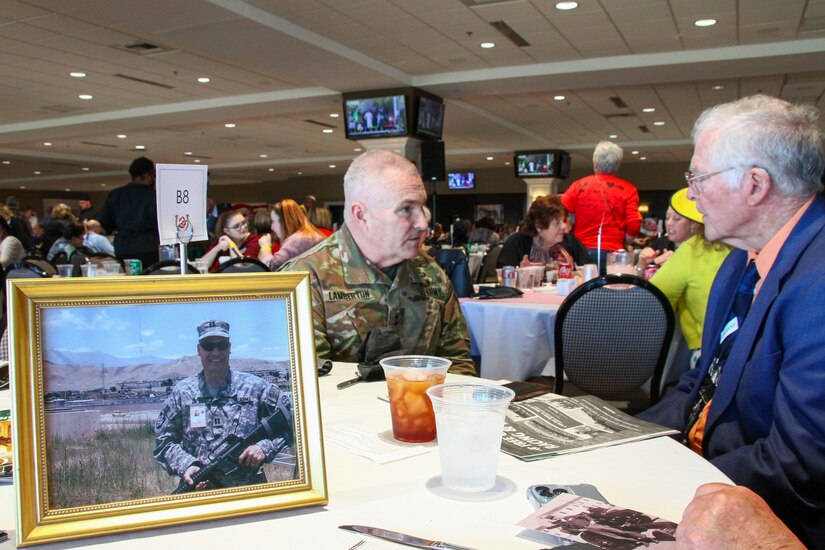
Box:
<box><xmin>259</xmin><ymin>199</ymin><xmax>325</xmax><ymax>270</ymax></box>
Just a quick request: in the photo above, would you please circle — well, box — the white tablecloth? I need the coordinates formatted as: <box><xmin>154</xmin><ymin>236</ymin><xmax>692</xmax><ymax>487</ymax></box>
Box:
<box><xmin>461</xmin><ymin>290</ymin><xmax>566</xmax><ymax>381</ymax></box>
<box><xmin>0</xmin><ymin>364</ymin><xmax>729</xmax><ymax>549</ymax></box>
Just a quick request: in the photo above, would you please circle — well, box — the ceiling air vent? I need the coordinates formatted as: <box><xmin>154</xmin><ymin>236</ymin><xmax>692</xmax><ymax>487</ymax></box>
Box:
<box><xmin>113</xmin><ymin>41</ymin><xmax>175</xmax><ymax>57</ymax></box>
<box><xmin>304</xmin><ymin>119</ymin><xmax>336</xmax><ymax>129</ymax></box>
<box><xmin>489</xmin><ymin>21</ymin><xmax>531</xmax><ymax>48</ymax></box>
<box><xmin>638</xmin><ymin>125</ymin><xmax>650</xmax><ymax>133</ymax></box>
<box><xmin>603</xmin><ymin>113</ymin><xmax>632</xmax><ymax>119</ymax></box>
<box><xmin>113</xmin><ymin>73</ymin><xmax>174</xmax><ymax>89</ymax></box>
<box><xmin>80</xmin><ymin>141</ymin><xmax>118</xmax><ymax>148</ymax></box>
<box><xmin>609</xmin><ymin>96</ymin><xmax>629</xmax><ymax>109</ymax></box>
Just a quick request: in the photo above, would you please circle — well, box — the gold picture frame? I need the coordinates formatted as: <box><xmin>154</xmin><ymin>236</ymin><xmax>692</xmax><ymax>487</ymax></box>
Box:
<box><xmin>7</xmin><ymin>272</ymin><xmax>327</xmax><ymax>546</ymax></box>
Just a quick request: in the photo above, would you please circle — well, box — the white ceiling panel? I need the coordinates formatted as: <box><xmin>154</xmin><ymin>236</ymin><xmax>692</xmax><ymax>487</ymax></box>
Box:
<box><xmin>0</xmin><ymin>0</ymin><xmax>824</xmax><ymax>191</ymax></box>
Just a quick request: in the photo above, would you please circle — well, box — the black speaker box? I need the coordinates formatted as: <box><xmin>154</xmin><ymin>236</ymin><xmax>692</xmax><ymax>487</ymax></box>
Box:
<box><xmin>420</xmin><ymin>140</ymin><xmax>446</xmax><ymax>182</ymax></box>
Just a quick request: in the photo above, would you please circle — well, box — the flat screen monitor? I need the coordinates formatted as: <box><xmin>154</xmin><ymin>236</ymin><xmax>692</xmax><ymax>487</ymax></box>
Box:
<box><xmin>513</xmin><ymin>150</ymin><xmax>570</xmax><ymax>178</ymax></box>
<box><xmin>447</xmin><ymin>171</ymin><xmax>475</xmax><ymax>190</ymax></box>
<box><xmin>416</xmin><ymin>95</ymin><xmax>444</xmax><ymax>140</ymax></box>
<box><xmin>344</xmin><ymin>94</ymin><xmax>408</xmax><ymax>139</ymax></box>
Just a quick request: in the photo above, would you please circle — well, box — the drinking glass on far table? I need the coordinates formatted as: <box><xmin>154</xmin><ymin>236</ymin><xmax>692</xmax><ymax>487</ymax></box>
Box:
<box><xmin>606</xmin><ymin>250</ymin><xmax>635</xmax><ymax>275</ymax></box>
<box><xmin>380</xmin><ymin>355</ymin><xmax>451</xmax><ymax>443</ymax></box>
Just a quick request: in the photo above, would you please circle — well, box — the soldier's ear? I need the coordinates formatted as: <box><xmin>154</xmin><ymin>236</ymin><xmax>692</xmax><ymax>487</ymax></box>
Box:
<box><xmin>350</xmin><ymin>201</ymin><xmax>367</xmax><ymax>225</ymax></box>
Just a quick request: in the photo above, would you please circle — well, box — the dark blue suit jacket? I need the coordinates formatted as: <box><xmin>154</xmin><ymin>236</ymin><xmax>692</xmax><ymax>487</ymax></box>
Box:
<box><xmin>639</xmin><ymin>195</ymin><xmax>825</xmax><ymax>547</ymax></box>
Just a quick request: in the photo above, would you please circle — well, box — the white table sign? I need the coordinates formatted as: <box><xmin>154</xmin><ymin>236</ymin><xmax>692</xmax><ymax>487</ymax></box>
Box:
<box><xmin>156</xmin><ymin>163</ymin><xmax>208</xmax><ymax>245</ymax></box>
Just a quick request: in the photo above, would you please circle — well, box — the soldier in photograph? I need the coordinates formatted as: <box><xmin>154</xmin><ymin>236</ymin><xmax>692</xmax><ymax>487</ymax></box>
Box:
<box><xmin>154</xmin><ymin>319</ymin><xmax>291</xmax><ymax>490</ymax></box>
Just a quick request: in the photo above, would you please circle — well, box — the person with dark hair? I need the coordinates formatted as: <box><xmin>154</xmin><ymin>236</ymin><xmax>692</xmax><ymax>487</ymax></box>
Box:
<box><xmin>43</xmin><ymin>203</ymin><xmax>76</xmax><ymax>261</ymax></box>
<box><xmin>497</xmin><ymin>196</ymin><xmax>590</xmax><ymax>268</ymax></box>
<box><xmin>0</xmin><ymin>216</ymin><xmax>25</xmax><ymax>269</ymax></box>
<box><xmin>637</xmin><ymin>95</ymin><xmax>825</xmax><ymax>546</ymax></box>
<box><xmin>561</xmin><ymin>141</ymin><xmax>642</xmax><ymax>271</ymax></box>
<box><xmin>4</xmin><ymin>195</ymin><xmax>33</xmax><ymax>251</ymax></box>
<box><xmin>97</xmin><ymin>156</ymin><xmax>160</xmax><ymax>267</ymax></box>
<box><xmin>468</xmin><ymin>216</ymin><xmax>500</xmax><ymax>246</ymax></box>
<box><xmin>199</xmin><ymin>209</ymin><xmax>261</xmax><ymax>271</ymax></box>
<box><xmin>77</xmin><ymin>193</ymin><xmax>96</xmax><ymax>222</ymax></box>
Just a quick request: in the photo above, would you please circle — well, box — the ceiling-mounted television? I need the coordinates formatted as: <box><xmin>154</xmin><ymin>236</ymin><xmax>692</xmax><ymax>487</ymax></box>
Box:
<box><xmin>447</xmin><ymin>171</ymin><xmax>475</xmax><ymax>190</ymax></box>
<box><xmin>415</xmin><ymin>95</ymin><xmax>445</xmax><ymax>140</ymax></box>
<box><xmin>513</xmin><ymin>149</ymin><xmax>571</xmax><ymax>179</ymax></box>
<box><xmin>343</xmin><ymin>88</ymin><xmax>444</xmax><ymax>142</ymax></box>
<box><xmin>344</xmin><ymin>91</ymin><xmax>408</xmax><ymax>140</ymax></box>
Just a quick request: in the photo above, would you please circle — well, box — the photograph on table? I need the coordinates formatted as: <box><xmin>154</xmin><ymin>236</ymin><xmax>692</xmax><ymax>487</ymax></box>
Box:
<box><xmin>6</xmin><ymin>272</ymin><xmax>327</xmax><ymax>546</ymax></box>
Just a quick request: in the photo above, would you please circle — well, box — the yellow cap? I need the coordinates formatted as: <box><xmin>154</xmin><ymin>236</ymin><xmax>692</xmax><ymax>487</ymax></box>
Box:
<box><xmin>670</xmin><ymin>188</ymin><xmax>703</xmax><ymax>224</ymax></box>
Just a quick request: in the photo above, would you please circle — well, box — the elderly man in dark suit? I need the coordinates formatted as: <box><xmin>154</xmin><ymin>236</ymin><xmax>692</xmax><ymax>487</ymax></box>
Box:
<box><xmin>638</xmin><ymin>94</ymin><xmax>825</xmax><ymax>547</ymax></box>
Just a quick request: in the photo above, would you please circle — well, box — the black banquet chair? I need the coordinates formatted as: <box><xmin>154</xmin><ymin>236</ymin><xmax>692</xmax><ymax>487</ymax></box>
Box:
<box><xmin>475</xmin><ymin>244</ymin><xmax>503</xmax><ymax>284</ymax></box>
<box><xmin>434</xmin><ymin>248</ymin><xmax>473</xmax><ymax>298</ymax></box>
<box><xmin>140</xmin><ymin>260</ymin><xmax>200</xmax><ymax>275</ymax></box>
<box><xmin>553</xmin><ymin>274</ymin><xmax>674</xmax><ymax>412</ymax></box>
<box><xmin>215</xmin><ymin>256</ymin><xmax>270</xmax><ymax>273</ymax></box>
<box><xmin>1</xmin><ymin>260</ymin><xmax>52</xmax><ymax>364</ymax></box>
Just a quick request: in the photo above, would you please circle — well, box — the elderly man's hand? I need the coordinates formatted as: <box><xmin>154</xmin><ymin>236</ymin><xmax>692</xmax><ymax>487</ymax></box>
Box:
<box><xmin>676</xmin><ymin>483</ymin><xmax>804</xmax><ymax>549</ymax></box>
<box><xmin>237</xmin><ymin>444</ymin><xmax>265</xmax><ymax>469</ymax></box>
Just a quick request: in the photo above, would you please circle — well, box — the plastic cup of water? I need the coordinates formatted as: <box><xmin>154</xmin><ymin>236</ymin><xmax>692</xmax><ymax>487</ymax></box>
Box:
<box><xmin>379</xmin><ymin>355</ymin><xmax>451</xmax><ymax>443</ymax></box>
<box><xmin>56</xmin><ymin>264</ymin><xmax>74</xmax><ymax>277</ymax></box>
<box><xmin>426</xmin><ymin>383</ymin><xmax>515</xmax><ymax>492</ymax></box>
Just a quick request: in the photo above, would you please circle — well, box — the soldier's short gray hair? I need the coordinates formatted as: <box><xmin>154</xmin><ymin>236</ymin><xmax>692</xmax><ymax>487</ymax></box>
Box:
<box><xmin>343</xmin><ymin>150</ymin><xmax>421</xmax><ymax>224</ymax></box>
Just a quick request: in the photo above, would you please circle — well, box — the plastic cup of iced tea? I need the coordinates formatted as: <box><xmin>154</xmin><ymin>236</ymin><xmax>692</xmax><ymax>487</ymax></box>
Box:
<box><xmin>379</xmin><ymin>355</ymin><xmax>451</xmax><ymax>442</ymax></box>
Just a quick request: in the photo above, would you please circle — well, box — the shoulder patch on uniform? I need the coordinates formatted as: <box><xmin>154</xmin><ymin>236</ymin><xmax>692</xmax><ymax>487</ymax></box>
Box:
<box><xmin>323</xmin><ymin>289</ymin><xmax>374</xmax><ymax>302</ymax></box>
<box><xmin>424</xmin><ymin>287</ymin><xmax>446</xmax><ymax>299</ymax></box>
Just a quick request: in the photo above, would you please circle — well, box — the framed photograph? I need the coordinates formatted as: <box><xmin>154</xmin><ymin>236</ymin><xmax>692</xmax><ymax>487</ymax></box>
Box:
<box><xmin>474</xmin><ymin>204</ymin><xmax>504</xmax><ymax>225</ymax></box>
<box><xmin>7</xmin><ymin>272</ymin><xmax>327</xmax><ymax>546</ymax></box>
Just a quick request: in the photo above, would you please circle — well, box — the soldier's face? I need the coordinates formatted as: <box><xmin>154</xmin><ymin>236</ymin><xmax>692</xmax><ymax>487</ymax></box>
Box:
<box><xmin>363</xmin><ymin>168</ymin><xmax>428</xmax><ymax>268</ymax></box>
<box><xmin>198</xmin><ymin>337</ymin><xmax>231</xmax><ymax>374</ymax></box>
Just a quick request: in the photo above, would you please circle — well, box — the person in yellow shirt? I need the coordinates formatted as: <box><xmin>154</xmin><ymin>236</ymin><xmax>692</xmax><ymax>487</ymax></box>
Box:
<box><xmin>644</xmin><ymin>189</ymin><xmax>730</xmax><ymax>363</ymax></box>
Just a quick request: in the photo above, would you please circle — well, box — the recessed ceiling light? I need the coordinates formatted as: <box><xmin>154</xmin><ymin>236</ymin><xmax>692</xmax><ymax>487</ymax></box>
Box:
<box><xmin>184</xmin><ymin>151</ymin><xmax>193</xmax><ymax>156</ymax></box>
<box><xmin>555</xmin><ymin>2</ymin><xmax>578</xmax><ymax>10</ymax></box>
<box><xmin>329</xmin><ymin>164</ymin><xmax>336</xmax><ymax>168</ymax></box>
<box><xmin>505</xmin><ymin>161</ymin><xmax>511</xmax><ymax>166</ymax></box>
<box><xmin>654</xmin><ymin>121</ymin><xmax>665</xmax><ymax>126</ymax></box>
<box><xmin>117</xmin><ymin>134</ymin><xmax>127</xmax><ymax>139</ymax></box>
<box><xmin>100</xmin><ymin>183</ymin><xmax>106</xmax><ymax>187</ymax></box>
<box><xmin>480</xmin><ymin>42</ymin><xmax>496</xmax><ymax>49</ymax></box>
<box><xmin>225</xmin><ymin>123</ymin><xmax>236</xmax><ymax>128</ymax></box>
<box><xmin>640</xmin><ymin>156</ymin><xmax>647</xmax><ymax>160</ymax></box>
<box><xmin>78</xmin><ymin>94</ymin><xmax>93</xmax><ymax>100</ymax></box>
<box><xmin>135</xmin><ymin>145</ymin><xmax>145</xmax><ymax>150</ymax></box>
<box><xmin>330</xmin><ymin>113</ymin><xmax>339</xmax><ymax>118</ymax></box>
<box><xmin>268</xmin><ymin>168</ymin><xmax>275</xmax><ymax>172</ymax></box>
<box><xmin>65</xmin><ymin>188</ymin><xmax>71</xmax><ymax>192</ymax></box>
<box><xmin>82</xmin><ymin>167</ymin><xmax>90</xmax><ymax>171</ymax></box>
<box><xmin>554</xmin><ymin>95</ymin><xmax>566</xmax><ymax>101</ymax></box>
<box><xmin>33</xmin><ymin>171</ymin><xmax>40</xmax><ymax>175</ymax></box>
<box><xmin>43</xmin><ymin>142</ymin><xmax>52</xmax><ymax>146</ymax></box>
<box><xmin>695</xmin><ymin>18</ymin><xmax>717</xmax><ymax>27</ymax></box>
<box><xmin>322</xmin><ymin>128</ymin><xmax>334</xmax><ymax>134</ymax></box>
<box><xmin>70</xmin><ymin>71</ymin><xmax>86</xmax><ymax>78</ymax></box>
<box><xmin>711</xmin><ymin>84</ymin><xmax>725</xmax><ymax>91</ymax></box>
<box><xmin>354</xmin><ymin>148</ymin><xmax>362</xmax><ymax>152</ymax></box>
<box><xmin>297</xmin><ymin>171</ymin><xmax>303</xmax><ymax>175</ymax></box>
<box><xmin>1</xmin><ymin>161</ymin><xmax>10</xmax><ymax>165</ymax></box>
<box><xmin>260</xmin><ymin>154</ymin><xmax>268</xmax><ymax>158</ymax></box>
<box><xmin>642</xmin><ymin>108</ymin><xmax>655</xmax><ymax>113</ymax></box>
<box><xmin>486</xmin><ymin>156</ymin><xmax>494</xmax><ymax>160</ymax></box>
<box><xmin>197</xmin><ymin>77</ymin><xmax>210</xmax><ymax>83</ymax></box>
<box><xmin>631</xmin><ymin>150</ymin><xmax>639</xmax><ymax>155</ymax></box>
<box><xmin>194</xmin><ymin>159</ymin><xmax>201</xmax><ymax>163</ymax></box>
<box><xmin>609</xmin><ymin>134</ymin><xmax>618</xmax><ymax>139</ymax></box>
<box><xmin>19</xmin><ymin>185</ymin><xmax>25</xmax><ymax>189</ymax></box>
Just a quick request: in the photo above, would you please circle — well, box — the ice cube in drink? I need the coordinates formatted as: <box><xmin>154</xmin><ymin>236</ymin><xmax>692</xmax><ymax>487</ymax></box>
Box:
<box><xmin>435</xmin><ymin>409</ymin><xmax>506</xmax><ymax>491</ymax></box>
<box><xmin>386</xmin><ymin>369</ymin><xmax>446</xmax><ymax>442</ymax></box>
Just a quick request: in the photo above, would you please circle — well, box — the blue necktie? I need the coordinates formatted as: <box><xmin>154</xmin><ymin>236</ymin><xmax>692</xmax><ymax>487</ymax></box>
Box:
<box><xmin>683</xmin><ymin>260</ymin><xmax>760</xmax><ymax>440</ymax></box>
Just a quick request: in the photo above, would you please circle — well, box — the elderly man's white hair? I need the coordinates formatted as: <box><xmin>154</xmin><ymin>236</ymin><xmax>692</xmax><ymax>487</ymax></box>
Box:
<box><xmin>593</xmin><ymin>141</ymin><xmax>624</xmax><ymax>175</ymax></box>
<box><xmin>343</xmin><ymin>150</ymin><xmax>421</xmax><ymax>224</ymax></box>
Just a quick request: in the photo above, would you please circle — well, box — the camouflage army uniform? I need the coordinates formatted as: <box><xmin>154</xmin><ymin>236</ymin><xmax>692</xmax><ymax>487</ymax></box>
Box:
<box><xmin>154</xmin><ymin>369</ymin><xmax>289</xmax><ymax>488</ymax></box>
<box><xmin>280</xmin><ymin>224</ymin><xmax>476</xmax><ymax>375</ymax></box>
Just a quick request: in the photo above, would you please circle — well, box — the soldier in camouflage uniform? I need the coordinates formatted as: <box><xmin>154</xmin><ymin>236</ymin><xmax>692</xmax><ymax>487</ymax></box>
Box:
<box><xmin>154</xmin><ymin>320</ymin><xmax>289</xmax><ymax>489</ymax></box>
<box><xmin>280</xmin><ymin>150</ymin><xmax>476</xmax><ymax>375</ymax></box>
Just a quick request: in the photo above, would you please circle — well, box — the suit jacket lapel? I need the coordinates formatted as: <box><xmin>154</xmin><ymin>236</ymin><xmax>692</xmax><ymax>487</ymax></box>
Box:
<box><xmin>706</xmin><ymin>197</ymin><xmax>825</xmax><ymax>430</ymax></box>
